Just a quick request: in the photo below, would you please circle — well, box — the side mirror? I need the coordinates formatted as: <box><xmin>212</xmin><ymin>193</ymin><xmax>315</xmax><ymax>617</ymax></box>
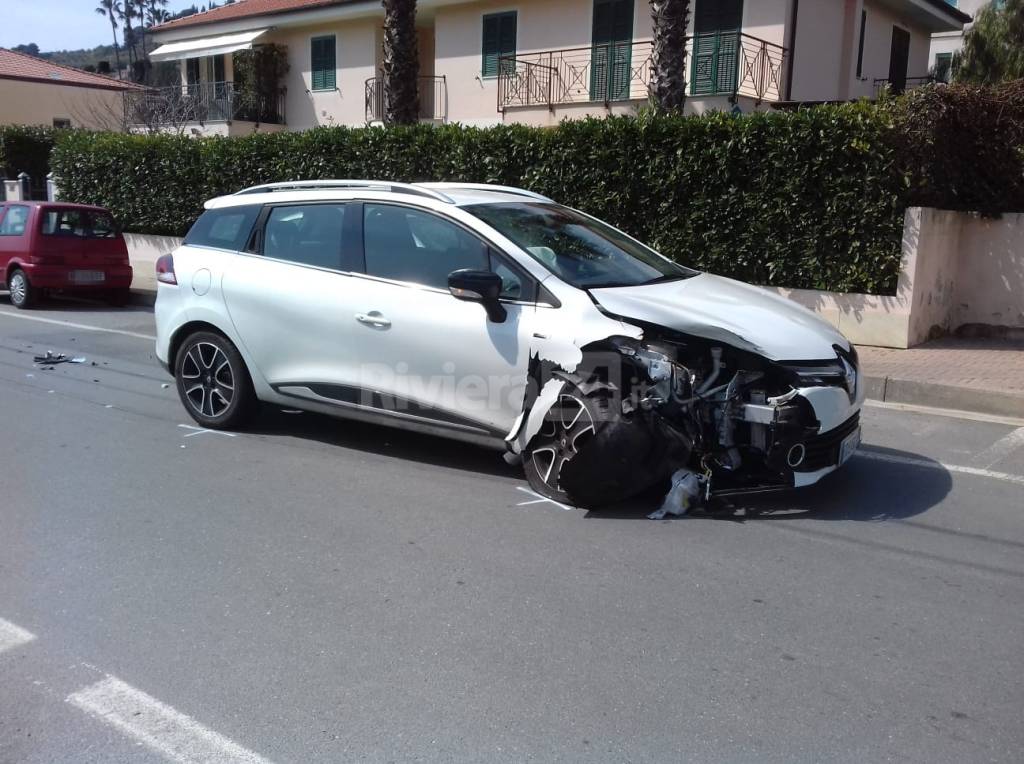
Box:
<box><xmin>448</xmin><ymin>269</ymin><xmax>507</xmax><ymax>323</ymax></box>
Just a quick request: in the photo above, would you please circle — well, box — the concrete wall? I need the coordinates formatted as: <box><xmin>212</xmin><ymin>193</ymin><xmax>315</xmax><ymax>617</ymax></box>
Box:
<box><xmin>765</xmin><ymin>208</ymin><xmax>1024</xmax><ymax>348</ymax></box>
<box><xmin>954</xmin><ymin>213</ymin><xmax>1024</xmax><ymax>330</ymax></box>
<box><xmin>124</xmin><ymin>233</ymin><xmax>184</xmax><ymax>295</ymax></box>
<box><xmin>0</xmin><ymin>79</ymin><xmax>127</xmax><ymax>131</ymax></box>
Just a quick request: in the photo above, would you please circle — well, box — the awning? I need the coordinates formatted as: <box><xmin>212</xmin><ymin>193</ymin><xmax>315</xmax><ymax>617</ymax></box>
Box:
<box><xmin>149</xmin><ymin>29</ymin><xmax>270</xmax><ymax>62</ymax></box>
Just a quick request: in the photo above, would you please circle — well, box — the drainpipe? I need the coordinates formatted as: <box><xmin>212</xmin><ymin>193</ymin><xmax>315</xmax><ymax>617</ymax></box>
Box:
<box><xmin>785</xmin><ymin>0</ymin><xmax>799</xmax><ymax>101</ymax></box>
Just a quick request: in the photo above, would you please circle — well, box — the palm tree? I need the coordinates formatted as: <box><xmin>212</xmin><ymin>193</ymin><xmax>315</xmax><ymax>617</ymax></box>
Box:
<box><xmin>382</xmin><ymin>0</ymin><xmax>420</xmax><ymax>125</ymax></box>
<box><xmin>650</xmin><ymin>0</ymin><xmax>690</xmax><ymax>111</ymax></box>
<box><xmin>119</xmin><ymin>0</ymin><xmax>136</xmax><ymax>70</ymax></box>
<box><xmin>95</xmin><ymin>0</ymin><xmax>123</xmax><ymax>76</ymax></box>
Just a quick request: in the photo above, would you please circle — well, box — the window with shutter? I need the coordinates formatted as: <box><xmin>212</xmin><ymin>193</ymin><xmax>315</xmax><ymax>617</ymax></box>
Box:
<box><xmin>481</xmin><ymin>12</ymin><xmax>517</xmax><ymax>77</ymax></box>
<box><xmin>311</xmin><ymin>36</ymin><xmax>337</xmax><ymax>91</ymax></box>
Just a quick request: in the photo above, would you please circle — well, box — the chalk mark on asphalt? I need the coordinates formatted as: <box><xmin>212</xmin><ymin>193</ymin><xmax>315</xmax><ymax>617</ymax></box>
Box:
<box><xmin>515</xmin><ymin>486</ymin><xmax>576</xmax><ymax>511</ymax></box>
<box><xmin>179</xmin><ymin>424</ymin><xmax>238</xmax><ymax>438</ymax></box>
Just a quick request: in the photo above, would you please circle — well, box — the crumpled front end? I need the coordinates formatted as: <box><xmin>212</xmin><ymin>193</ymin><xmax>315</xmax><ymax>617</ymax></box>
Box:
<box><xmin>511</xmin><ymin>326</ymin><xmax>864</xmax><ymax>508</ymax></box>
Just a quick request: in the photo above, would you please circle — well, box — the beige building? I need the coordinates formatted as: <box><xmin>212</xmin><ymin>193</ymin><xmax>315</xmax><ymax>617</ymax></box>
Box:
<box><xmin>0</xmin><ymin>47</ymin><xmax>145</xmax><ymax>131</ymax></box>
<box><xmin>146</xmin><ymin>0</ymin><xmax>970</xmax><ymax>133</ymax></box>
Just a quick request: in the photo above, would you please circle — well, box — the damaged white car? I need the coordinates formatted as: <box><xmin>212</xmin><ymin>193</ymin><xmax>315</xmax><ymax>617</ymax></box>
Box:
<box><xmin>155</xmin><ymin>181</ymin><xmax>863</xmax><ymax>510</ymax></box>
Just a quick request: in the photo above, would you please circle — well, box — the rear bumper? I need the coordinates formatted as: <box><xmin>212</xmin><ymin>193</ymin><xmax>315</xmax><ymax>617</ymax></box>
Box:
<box><xmin>21</xmin><ymin>263</ymin><xmax>133</xmax><ymax>289</ymax></box>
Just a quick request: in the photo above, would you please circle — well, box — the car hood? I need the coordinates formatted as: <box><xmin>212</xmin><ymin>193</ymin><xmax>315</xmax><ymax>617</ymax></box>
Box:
<box><xmin>589</xmin><ymin>273</ymin><xmax>849</xmax><ymax>361</ymax></box>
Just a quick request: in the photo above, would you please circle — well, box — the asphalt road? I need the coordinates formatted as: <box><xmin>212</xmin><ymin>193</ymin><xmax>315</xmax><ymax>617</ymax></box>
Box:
<box><xmin>1</xmin><ymin>297</ymin><xmax>1022</xmax><ymax>764</ymax></box>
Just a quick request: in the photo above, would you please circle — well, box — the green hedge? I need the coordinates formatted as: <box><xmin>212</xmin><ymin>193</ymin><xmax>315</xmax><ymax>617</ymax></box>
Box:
<box><xmin>46</xmin><ymin>84</ymin><xmax>1024</xmax><ymax>295</ymax></box>
<box><xmin>0</xmin><ymin>125</ymin><xmax>56</xmax><ymax>183</ymax></box>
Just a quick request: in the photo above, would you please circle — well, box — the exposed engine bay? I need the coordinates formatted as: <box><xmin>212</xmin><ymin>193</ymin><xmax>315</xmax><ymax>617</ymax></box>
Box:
<box><xmin>516</xmin><ymin>328</ymin><xmax>863</xmax><ymax>511</ymax></box>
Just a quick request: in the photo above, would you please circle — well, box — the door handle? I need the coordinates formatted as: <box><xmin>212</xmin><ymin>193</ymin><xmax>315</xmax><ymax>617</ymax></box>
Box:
<box><xmin>355</xmin><ymin>311</ymin><xmax>391</xmax><ymax>328</ymax></box>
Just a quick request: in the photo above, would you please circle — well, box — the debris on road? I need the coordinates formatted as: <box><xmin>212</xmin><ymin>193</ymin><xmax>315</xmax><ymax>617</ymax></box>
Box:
<box><xmin>33</xmin><ymin>351</ymin><xmax>86</xmax><ymax>366</ymax></box>
<box><xmin>648</xmin><ymin>469</ymin><xmax>703</xmax><ymax>520</ymax></box>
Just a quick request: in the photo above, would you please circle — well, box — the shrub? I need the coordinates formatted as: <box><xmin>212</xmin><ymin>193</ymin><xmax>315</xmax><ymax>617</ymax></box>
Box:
<box><xmin>46</xmin><ymin>84</ymin><xmax>1024</xmax><ymax>295</ymax></box>
<box><xmin>0</xmin><ymin>125</ymin><xmax>56</xmax><ymax>183</ymax></box>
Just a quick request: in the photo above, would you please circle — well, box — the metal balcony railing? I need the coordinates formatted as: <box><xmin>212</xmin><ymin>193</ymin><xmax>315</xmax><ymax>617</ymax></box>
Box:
<box><xmin>365</xmin><ymin>76</ymin><xmax>448</xmax><ymax>123</ymax></box>
<box><xmin>873</xmin><ymin>75</ymin><xmax>935</xmax><ymax>98</ymax></box>
<box><xmin>124</xmin><ymin>81</ymin><xmax>286</xmax><ymax>128</ymax></box>
<box><xmin>497</xmin><ymin>32</ymin><xmax>787</xmax><ymax>111</ymax></box>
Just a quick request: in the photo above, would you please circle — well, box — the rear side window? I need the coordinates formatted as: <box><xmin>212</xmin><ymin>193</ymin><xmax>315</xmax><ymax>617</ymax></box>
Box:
<box><xmin>185</xmin><ymin>206</ymin><xmax>259</xmax><ymax>251</ymax></box>
<box><xmin>40</xmin><ymin>209</ymin><xmax>120</xmax><ymax>238</ymax></box>
<box><xmin>0</xmin><ymin>205</ymin><xmax>29</xmax><ymax>236</ymax></box>
<box><xmin>264</xmin><ymin>203</ymin><xmax>346</xmax><ymax>269</ymax></box>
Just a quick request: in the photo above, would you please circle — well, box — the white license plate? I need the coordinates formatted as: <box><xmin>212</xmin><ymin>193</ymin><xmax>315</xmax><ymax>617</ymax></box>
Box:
<box><xmin>839</xmin><ymin>427</ymin><xmax>861</xmax><ymax>465</ymax></box>
<box><xmin>70</xmin><ymin>270</ymin><xmax>105</xmax><ymax>284</ymax></box>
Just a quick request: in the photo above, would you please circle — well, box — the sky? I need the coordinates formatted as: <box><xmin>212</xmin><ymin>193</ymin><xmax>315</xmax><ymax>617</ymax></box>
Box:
<box><xmin>1</xmin><ymin>1</ymin><xmax>205</xmax><ymax>52</ymax></box>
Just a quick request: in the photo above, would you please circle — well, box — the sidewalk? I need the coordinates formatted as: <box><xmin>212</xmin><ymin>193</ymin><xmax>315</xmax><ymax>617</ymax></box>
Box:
<box><xmin>858</xmin><ymin>338</ymin><xmax>1024</xmax><ymax>418</ymax></box>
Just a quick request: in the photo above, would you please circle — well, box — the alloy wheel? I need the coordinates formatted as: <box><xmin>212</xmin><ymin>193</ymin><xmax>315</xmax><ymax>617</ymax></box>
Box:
<box><xmin>9</xmin><ymin>272</ymin><xmax>27</xmax><ymax>306</ymax></box>
<box><xmin>529</xmin><ymin>393</ymin><xmax>597</xmax><ymax>493</ymax></box>
<box><xmin>181</xmin><ymin>342</ymin><xmax>235</xmax><ymax>418</ymax></box>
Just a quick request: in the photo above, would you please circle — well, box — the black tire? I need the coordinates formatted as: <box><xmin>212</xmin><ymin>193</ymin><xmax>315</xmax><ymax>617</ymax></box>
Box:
<box><xmin>522</xmin><ymin>380</ymin><xmax>613</xmax><ymax>505</ymax></box>
<box><xmin>174</xmin><ymin>331</ymin><xmax>257</xmax><ymax>430</ymax></box>
<box><xmin>106</xmin><ymin>288</ymin><xmax>131</xmax><ymax>307</ymax></box>
<box><xmin>7</xmin><ymin>268</ymin><xmax>36</xmax><ymax>309</ymax></box>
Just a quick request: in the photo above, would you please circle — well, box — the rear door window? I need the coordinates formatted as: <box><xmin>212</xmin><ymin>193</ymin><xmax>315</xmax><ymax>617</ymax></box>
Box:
<box><xmin>41</xmin><ymin>209</ymin><xmax>88</xmax><ymax>237</ymax></box>
<box><xmin>263</xmin><ymin>203</ymin><xmax>347</xmax><ymax>270</ymax></box>
<box><xmin>185</xmin><ymin>206</ymin><xmax>260</xmax><ymax>251</ymax></box>
<box><xmin>0</xmin><ymin>206</ymin><xmax>30</xmax><ymax>236</ymax></box>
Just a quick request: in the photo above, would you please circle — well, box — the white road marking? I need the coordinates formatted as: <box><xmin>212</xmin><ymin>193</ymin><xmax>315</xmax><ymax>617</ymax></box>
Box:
<box><xmin>0</xmin><ymin>618</ymin><xmax>36</xmax><ymax>654</ymax></box>
<box><xmin>178</xmin><ymin>424</ymin><xmax>237</xmax><ymax>438</ymax></box>
<box><xmin>970</xmin><ymin>427</ymin><xmax>1024</xmax><ymax>469</ymax></box>
<box><xmin>0</xmin><ymin>309</ymin><xmax>156</xmax><ymax>341</ymax></box>
<box><xmin>67</xmin><ymin>676</ymin><xmax>271</xmax><ymax>764</ymax></box>
<box><xmin>857</xmin><ymin>450</ymin><xmax>1024</xmax><ymax>486</ymax></box>
<box><xmin>515</xmin><ymin>486</ymin><xmax>576</xmax><ymax>511</ymax></box>
<box><xmin>864</xmin><ymin>399</ymin><xmax>1024</xmax><ymax>427</ymax></box>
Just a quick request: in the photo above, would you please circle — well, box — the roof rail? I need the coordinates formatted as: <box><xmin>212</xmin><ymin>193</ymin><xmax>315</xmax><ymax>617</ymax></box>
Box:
<box><xmin>234</xmin><ymin>180</ymin><xmax>455</xmax><ymax>203</ymax></box>
<box><xmin>414</xmin><ymin>182</ymin><xmax>554</xmax><ymax>203</ymax></box>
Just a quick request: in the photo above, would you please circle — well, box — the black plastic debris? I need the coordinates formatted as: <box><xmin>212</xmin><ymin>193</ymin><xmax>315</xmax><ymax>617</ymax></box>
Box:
<box><xmin>33</xmin><ymin>351</ymin><xmax>86</xmax><ymax>366</ymax></box>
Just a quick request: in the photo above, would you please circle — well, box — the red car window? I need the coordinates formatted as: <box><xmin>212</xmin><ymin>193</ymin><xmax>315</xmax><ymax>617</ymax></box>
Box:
<box><xmin>40</xmin><ymin>209</ymin><xmax>120</xmax><ymax>239</ymax></box>
<box><xmin>0</xmin><ymin>205</ymin><xmax>30</xmax><ymax>236</ymax></box>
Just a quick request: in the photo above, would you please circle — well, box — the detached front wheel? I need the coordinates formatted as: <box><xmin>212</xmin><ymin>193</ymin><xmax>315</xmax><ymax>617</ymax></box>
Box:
<box><xmin>175</xmin><ymin>331</ymin><xmax>256</xmax><ymax>430</ymax></box>
<box><xmin>522</xmin><ymin>383</ymin><xmax>610</xmax><ymax>504</ymax></box>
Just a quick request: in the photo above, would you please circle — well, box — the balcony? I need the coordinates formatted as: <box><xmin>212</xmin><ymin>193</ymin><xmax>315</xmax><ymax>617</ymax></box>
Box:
<box><xmin>364</xmin><ymin>76</ymin><xmax>448</xmax><ymax>123</ymax></box>
<box><xmin>873</xmin><ymin>75</ymin><xmax>936</xmax><ymax>98</ymax></box>
<box><xmin>497</xmin><ymin>33</ymin><xmax>787</xmax><ymax>112</ymax></box>
<box><xmin>124</xmin><ymin>81</ymin><xmax>286</xmax><ymax>130</ymax></box>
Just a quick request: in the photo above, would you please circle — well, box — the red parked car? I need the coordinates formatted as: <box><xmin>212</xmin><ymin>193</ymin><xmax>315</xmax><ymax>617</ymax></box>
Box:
<box><xmin>0</xmin><ymin>202</ymin><xmax>133</xmax><ymax>309</ymax></box>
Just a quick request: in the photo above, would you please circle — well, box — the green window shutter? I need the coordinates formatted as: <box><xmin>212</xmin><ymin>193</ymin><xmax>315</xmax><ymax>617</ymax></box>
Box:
<box><xmin>482</xmin><ymin>12</ymin><xmax>516</xmax><ymax>77</ymax></box>
<box><xmin>311</xmin><ymin>36</ymin><xmax>336</xmax><ymax>91</ymax></box>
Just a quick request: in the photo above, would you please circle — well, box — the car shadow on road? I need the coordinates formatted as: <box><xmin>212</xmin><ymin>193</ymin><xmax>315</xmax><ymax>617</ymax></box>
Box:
<box><xmin>249</xmin><ymin>406</ymin><xmax>521</xmax><ymax>480</ymax></box>
<box><xmin>585</xmin><ymin>447</ymin><xmax>953</xmax><ymax>523</ymax></box>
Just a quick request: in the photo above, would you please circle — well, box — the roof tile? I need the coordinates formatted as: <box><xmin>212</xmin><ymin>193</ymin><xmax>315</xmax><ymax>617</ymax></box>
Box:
<box><xmin>0</xmin><ymin>48</ymin><xmax>145</xmax><ymax>91</ymax></box>
<box><xmin>152</xmin><ymin>0</ymin><xmax>353</xmax><ymax>32</ymax></box>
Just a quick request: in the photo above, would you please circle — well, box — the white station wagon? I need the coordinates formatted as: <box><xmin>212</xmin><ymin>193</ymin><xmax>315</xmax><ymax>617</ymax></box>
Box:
<box><xmin>155</xmin><ymin>181</ymin><xmax>862</xmax><ymax>508</ymax></box>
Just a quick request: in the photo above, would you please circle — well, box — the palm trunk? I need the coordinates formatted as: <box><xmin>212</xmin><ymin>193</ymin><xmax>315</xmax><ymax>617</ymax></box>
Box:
<box><xmin>382</xmin><ymin>0</ymin><xmax>420</xmax><ymax>125</ymax></box>
<box><xmin>650</xmin><ymin>0</ymin><xmax>690</xmax><ymax>111</ymax></box>
<box><xmin>109</xmin><ymin>15</ymin><xmax>123</xmax><ymax>75</ymax></box>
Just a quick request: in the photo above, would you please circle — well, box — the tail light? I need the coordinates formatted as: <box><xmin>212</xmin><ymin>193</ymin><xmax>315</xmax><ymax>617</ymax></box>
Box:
<box><xmin>29</xmin><ymin>253</ymin><xmax>66</xmax><ymax>265</ymax></box>
<box><xmin>156</xmin><ymin>254</ymin><xmax>177</xmax><ymax>285</ymax></box>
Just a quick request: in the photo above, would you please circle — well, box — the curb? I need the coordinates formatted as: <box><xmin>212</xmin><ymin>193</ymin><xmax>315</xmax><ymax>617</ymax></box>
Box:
<box><xmin>864</xmin><ymin>374</ymin><xmax>1024</xmax><ymax>419</ymax></box>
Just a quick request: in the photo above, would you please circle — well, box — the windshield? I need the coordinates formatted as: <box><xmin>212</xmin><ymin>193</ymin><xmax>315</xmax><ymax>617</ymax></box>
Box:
<box><xmin>464</xmin><ymin>202</ymin><xmax>697</xmax><ymax>289</ymax></box>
